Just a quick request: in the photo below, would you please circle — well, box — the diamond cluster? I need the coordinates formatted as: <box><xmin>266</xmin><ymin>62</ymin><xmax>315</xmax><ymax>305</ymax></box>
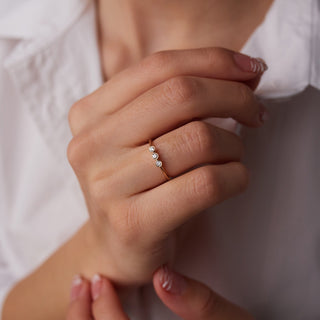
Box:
<box><xmin>149</xmin><ymin>145</ymin><xmax>162</xmax><ymax>167</ymax></box>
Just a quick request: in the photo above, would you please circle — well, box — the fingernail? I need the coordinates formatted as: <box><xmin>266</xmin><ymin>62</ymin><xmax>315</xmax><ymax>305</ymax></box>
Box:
<box><xmin>91</xmin><ymin>274</ymin><xmax>102</xmax><ymax>301</ymax></box>
<box><xmin>258</xmin><ymin>104</ymin><xmax>270</xmax><ymax>124</ymax></box>
<box><xmin>159</xmin><ymin>265</ymin><xmax>187</xmax><ymax>295</ymax></box>
<box><xmin>70</xmin><ymin>275</ymin><xmax>83</xmax><ymax>301</ymax></box>
<box><xmin>234</xmin><ymin>53</ymin><xmax>268</xmax><ymax>74</ymax></box>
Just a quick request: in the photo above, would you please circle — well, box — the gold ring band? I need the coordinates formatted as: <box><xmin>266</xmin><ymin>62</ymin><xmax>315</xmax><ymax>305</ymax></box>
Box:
<box><xmin>148</xmin><ymin>139</ymin><xmax>171</xmax><ymax>181</ymax></box>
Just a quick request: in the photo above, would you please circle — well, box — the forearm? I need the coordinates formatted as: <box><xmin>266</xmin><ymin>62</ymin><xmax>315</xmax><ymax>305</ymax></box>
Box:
<box><xmin>2</xmin><ymin>222</ymin><xmax>107</xmax><ymax>320</ymax></box>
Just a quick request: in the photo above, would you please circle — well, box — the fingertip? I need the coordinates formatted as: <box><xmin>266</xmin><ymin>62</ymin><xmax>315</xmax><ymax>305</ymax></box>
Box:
<box><xmin>91</xmin><ymin>273</ymin><xmax>118</xmax><ymax>301</ymax></box>
<box><xmin>154</xmin><ymin>266</ymin><xmax>255</xmax><ymax>320</ymax></box>
<box><xmin>70</xmin><ymin>275</ymin><xmax>91</xmax><ymax>302</ymax></box>
<box><xmin>91</xmin><ymin>273</ymin><xmax>102</xmax><ymax>301</ymax></box>
<box><xmin>70</xmin><ymin>274</ymin><xmax>83</xmax><ymax>302</ymax></box>
<box><xmin>67</xmin><ymin>275</ymin><xmax>92</xmax><ymax>320</ymax></box>
<box><xmin>91</xmin><ymin>275</ymin><xmax>129</xmax><ymax>320</ymax></box>
<box><xmin>233</xmin><ymin>52</ymin><xmax>268</xmax><ymax>74</ymax></box>
<box><xmin>153</xmin><ymin>266</ymin><xmax>188</xmax><ymax>302</ymax></box>
<box><xmin>153</xmin><ymin>266</ymin><xmax>196</xmax><ymax>319</ymax></box>
<box><xmin>153</xmin><ymin>266</ymin><xmax>180</xmax><ymax>315</ymax></box>
<box><xmin>79</xmin><ymin>278</ymin><xmax>91</xmax><ymax>301</ymax></box>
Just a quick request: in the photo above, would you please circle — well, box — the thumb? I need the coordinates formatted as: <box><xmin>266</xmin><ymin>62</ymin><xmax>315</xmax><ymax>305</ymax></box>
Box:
<box><xmin>153</xmin><ymin>265</ymin><xmax>254</xmax><ymax>320</ymax></box>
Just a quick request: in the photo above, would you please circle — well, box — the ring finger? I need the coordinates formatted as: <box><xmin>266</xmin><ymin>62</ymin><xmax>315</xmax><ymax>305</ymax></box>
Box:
<box><xmin>104</xmin><ymin>120</ymin><xmax>244</xmax><ymax>196</ymax></box>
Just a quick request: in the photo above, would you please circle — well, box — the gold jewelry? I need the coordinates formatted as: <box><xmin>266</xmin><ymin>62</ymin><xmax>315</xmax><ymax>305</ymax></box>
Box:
<box><xmin>148</xmin><ymin>139</ymin><xmax>171</xmax><ymax>181</ymax></box>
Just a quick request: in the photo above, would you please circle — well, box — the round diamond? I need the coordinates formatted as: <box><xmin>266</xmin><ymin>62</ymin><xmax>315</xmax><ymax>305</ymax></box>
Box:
<box><xmin>149</xmin><ymin>146</ymin><xmax>155</xmax><ymax>152</ymax></box>
<box><xmin>155</xmin><ymin>160</ymin><xmax>162</xmax><ymax>167</ymax></box>
<box><xmin>152</xmin><ymin>152</ymin><xmax>159</xmax><ymax>160</ymax></box>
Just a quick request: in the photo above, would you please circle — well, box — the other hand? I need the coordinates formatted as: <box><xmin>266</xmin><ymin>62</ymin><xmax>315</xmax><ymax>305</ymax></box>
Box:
<box><xmin>67</xmin><ymin>266</ymin><xmax>254</xmax><ymax>320</ymax></box>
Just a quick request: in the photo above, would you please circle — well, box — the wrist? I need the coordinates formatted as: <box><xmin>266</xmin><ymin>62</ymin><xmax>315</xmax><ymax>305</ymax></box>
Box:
<box><xmin>79</xmin><ymin>221</ymin><xmax>142</xmax><ymax>302</ymax></box>
<box><xmin>77</xmin><ymin>221</ymin><xmax>109</xmax><ymax>278</ymax></box>
<box><xmin>78</xmin><ymin>221</ymin><xmax>125</xmax><ymax>283</ymax></box>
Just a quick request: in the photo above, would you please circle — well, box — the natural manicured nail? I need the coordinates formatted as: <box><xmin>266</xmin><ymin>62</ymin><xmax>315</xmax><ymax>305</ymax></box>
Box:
<box><xmin>234</xmin><ymin>53</ymin><xmax>268</xmax><ymax>74</ymax></box>
<box><xmin>91</xmin><ymin>274</ymin><xmax>102</xmax><ymax>301</ymax></box>
<box><xmin>70</xmin><ymin>275</ymin><xmax>83</xmax><ymax>301</ymax></box>
<box><xmin>159</xmin><ymin>265</ymin><xmax>187</xmax><ymax>295</ymax></box>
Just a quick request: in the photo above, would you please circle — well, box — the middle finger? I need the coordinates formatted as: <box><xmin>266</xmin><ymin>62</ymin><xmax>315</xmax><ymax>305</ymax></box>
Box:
<box><xmin>113</xmin><ymin>76</ymin><xmax>265</xmax><ymax>146</ymax></box>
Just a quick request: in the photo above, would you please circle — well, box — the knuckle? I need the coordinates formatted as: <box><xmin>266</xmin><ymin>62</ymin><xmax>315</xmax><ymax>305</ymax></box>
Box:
<box><xmin>184</xmin><ymin>121</ymin><xmax>213</xmax><ymax>154</ymax></box>
<box><xmin>68</xmin><ymin>101</ymin><xmax>80</xmax><ymax>128</ymax></box>
<box><xmin>67</xmin><ymin>126</ymin><xmax>110</xmax><ymax>174</ymax></box>
<box><xmin>191</xmin><ymin>166</ymin><xmax>222</xmax><ymax>204</ymax></box>
<box><xmin>67</xmin><ymin>131</ymin><xmax>97</xmax><ymax>174</ymax></box>
<box><xmin>142</xmin><ymin>50</ymin><xmax>173</xmax><ymax>72</ymax></box>
<box><xmin>68</xmin><ymin>98</ymin><xmax>90</xmax><ymax>134</ymax></box>
<box><xmin>201</xmin><ymin>47</ymin><xmax>229</xmax><ymax>70</ymax></box>
<box><xmin>162</xmin><ymin>76</ymin><xmax>199</xmax><ymax>105</ymax></box>
<box><xmin>67</xmin><ymin>136</ymin><xmax>85</xmax><ymax>171</ymax></box>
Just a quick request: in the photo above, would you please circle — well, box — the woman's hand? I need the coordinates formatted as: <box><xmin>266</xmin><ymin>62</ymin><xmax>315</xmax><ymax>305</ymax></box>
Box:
<box><xmin>67</xmin><ymin>47</ymin><xmax>268</xmax><ymax>284</ymax></box>
<box><xmin>67</xmin><ymin>267</ymin><xmax>254</xmax><ymax>320</ymax></box>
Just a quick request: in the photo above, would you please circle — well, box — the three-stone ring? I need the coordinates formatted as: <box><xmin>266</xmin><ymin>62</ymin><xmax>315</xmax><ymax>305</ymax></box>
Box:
<box><xmin>148</xmin><ymin>139</ymin><xmax>171</xmax><ymax>181</ymax></box>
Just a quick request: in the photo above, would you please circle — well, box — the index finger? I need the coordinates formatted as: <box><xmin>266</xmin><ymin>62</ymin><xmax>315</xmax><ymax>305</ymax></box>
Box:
<box><xmin>70</xmin><ymin>47</ymin><xmax>267</xmax><ymax>134</ymax></box>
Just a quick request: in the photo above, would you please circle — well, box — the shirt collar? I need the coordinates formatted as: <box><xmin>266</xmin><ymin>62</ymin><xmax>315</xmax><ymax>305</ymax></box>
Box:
<box><xmin>1</xmin><ymin>0</ymin><xmax>319</xmax><ymax>98</ymax></box>
<box><xmin>2</xmin><ymin>0</ymin><xmax>102</xmax><ymax>163</ymax></box>
<box><xmin>0</xmin><ymin>0</ymin><xmax>89</xmax><ymax>40</ymax></box>
<box><xmin>242</xmin><ymin>0</ymin><xmax>320</xmax><ymax>99</ymax></box>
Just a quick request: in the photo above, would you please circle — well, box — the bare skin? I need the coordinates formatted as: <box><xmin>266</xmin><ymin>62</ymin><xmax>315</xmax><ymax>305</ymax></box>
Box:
<box><xmin>2</xmin><ymin>1</ymin><xmax>273</xmax><ymax>319</ymax></box>
<box><xmin>97</xmin><ymin>0</ymin><xmax>274</xmax><ymax>78</ymax></box>
<box><xmin>67</xmin><ymin>266</ymin><xmax>254</xmax><ymax>320</ymax></box>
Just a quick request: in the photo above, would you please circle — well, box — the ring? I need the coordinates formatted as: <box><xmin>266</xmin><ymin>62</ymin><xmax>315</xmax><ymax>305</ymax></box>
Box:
<box><xmin>148</xmin><ymin>139</ymin><xmax>172</xmax><ymax>181</ymax></box>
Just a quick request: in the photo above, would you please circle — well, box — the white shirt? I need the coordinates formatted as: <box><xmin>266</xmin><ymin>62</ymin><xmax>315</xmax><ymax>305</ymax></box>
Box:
<box><xmin>0</xmin><ymin>0</ymin><xmax>319</xmax><ymax>319</ymax></box>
